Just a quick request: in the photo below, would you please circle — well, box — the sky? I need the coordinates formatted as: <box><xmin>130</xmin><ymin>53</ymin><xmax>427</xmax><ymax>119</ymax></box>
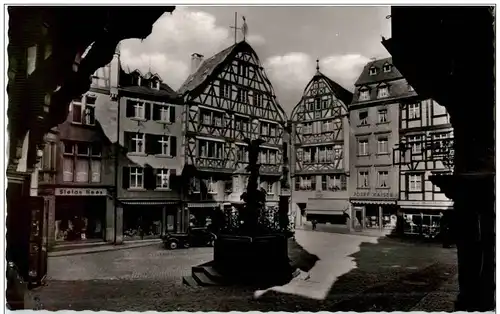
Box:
<box><xmin>120</xmin><ymin>6</ymin><xmax>391</xmax><ymax>115</ymax></box>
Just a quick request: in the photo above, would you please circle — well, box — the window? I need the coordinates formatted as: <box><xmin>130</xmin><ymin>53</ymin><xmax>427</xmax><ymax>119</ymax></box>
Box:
<box><xmin>154</xmin><ymin>104</ymin><xmax>171</xmax><ymax>122</ymax></box>
<box><xmin>359</xmin><ymin>90</ymin><xmax>370</xmax><ymax>101</ymax></box>
<box><xmin>151</xmin><ymin>80</ymin><xmax>160</xmax><ymax>90</ymax></box>
<box><xmin>358</xmin><ymin>171</ymin><xmax>369</xmax><ymax>188</ymax></box>
<box><xmin>377</xmin><ymin>137</ymin><xmax>389</xmax><ymax>154</ymax></box>
<box><xmin>359</xmin><ymin>111</ymin><xmax>368</xmax><ymax>125</ymax></box>
<box><xmin>358</xmin><ymin>139</ymin><xmax>369</xmax><ymax>156</ymax></box>
<box><xmin>131</xmin><ymin>133</ymin><xmax>145</xmax><ymax>154</ymax></box>
<box><xmin>299</xmin><ymin>176</ymin><xmax>315</xmax><ymax>191</ymax></box>
<box><xmin>315</xmin><ymin>98</ymin><xmax>321</xmax><ymax>110</ymax></box>
<box><xmin>213</xmin><ymin>113</ymin><xmax>223</xmax><ymax>127</ymax></box>
<box><xmin>408</xmin><ymin>174</ymin><xmax>422</xmax><ymax>192</ymax></box>
<box><xmin>378</xmin><ymin>171</ymin><xmax>389</xmax><ymax>188</ymax></box>
<box><xmin>326</xmin><ymin>146</ymin><xmax>334</xmax><ymax>162</ymax></box>
<box><xmin>369</xmin><ymin>67</ymin><xmax>377</xmax><ymax>75</ymax></box>
<box><xmin>253</xmin><ymin>92</ymin><xmax>263</xmax><ymax>107</ymax></box>
<box><xmin>198</xmin><ymin>140</ymin><xmax>223</xmax><ymax>159</ymax></box>
<box><xmin>225</xmin><ymin>180</ymin><xmax>233</xmax><ymax>193</ymax></box>
<box><xmin>220</xmin><ymin>82</ymin><xmax>232</xmax><ymax>99</ymax></box>
<box><xmin>72</xmin><ymin>95</ymin><xmax>96</xmax><ymax>125</ymax></box>
<box><xmin>322</xmin><ymin>175</ymin><xmax>344</xmax><ymax>191</ymax></box>
<box><xmin>236</xmin><ymin>145</ymin><xmax>249</xmax><ymax>162</ymax></box>
<box><xmin>432</xmin><ymin>133</ymin><xmax>450</xmax><ymax>151</ymax></box>
<box><xmin>134</xmin><ymin>102</ymin><xmax>145</xmax><ymax>119</ymax></box>
<box><xmin>377</xmin><ymin>87</ymin><xmax>389</xmax><ymax>98</ymax></box>
<box><xmin>62</xmin><ymin>141</ymin><xmax>101</xmax><ymax>183</ymax></box>
<box><xmin>156</xmin><ymin>169</ymin><xmax>170</xmax><ymax>189</ymax></box>
<box><xmin>130</xmin><ymin>167</ymin><xmax>144</xmax><ymax>189</ymax></box>
<box><xmin>269</xmin><ymin>151</ymin><xmax>276</xmax><ymax>164</ymax></box>
<box><xmin>383</xmin><ymin>64</ymin><xmax>392</xmax><ymax>73</ymax></box>
<box><xmin>408</xmin><ymin>103</ymin><xmax>420</xmax><ymax>119</ymax></box>
<box><xmin>303</xmin><ymin>122</ymin><xmax>312</xmax><ymax>134</ymax></box>
<box><xmin>408</xmin><ymin>135</ymin><xmax>422</xmax><ymax>154</ymax></box>
<box><xmin>237</xmin><ymin>88</ymin><xmax>249</xmax><ymax>104</ymax></box>
<box><xmin>261</xmin><ymin>122</ymin><xmax>268</xmax><ymax>136</ymax></box>
<box><xmin>266</xmin><ymin>182</ymin><xmax>274</xmax><ymax>195</ymax></box>
<box><xmin>207</xmin><ymin>177</ymin><xmax>217</xmax><ymax>194</ymax></box>
<box><xmin>158</xmin><ymin>136</ymin><xmax>170</xmax><ymax>156</ymax></box>
<box><xmin>191</xmin><ymin>178</ymin><xmax>201</xmax><ymax>193</ymax></box>
<box><xmin>238</xmin><ymin>63</ymin><xmax>249</xmax><ymax>77</ymax></box>
<box><xmin>26</xmin><ymin>45</ymin><xmax>38</xmax><ymax>76</ymax></box>
<box><xmin>378</xmin><ymin>109</ymin><xmax>388</xmax><ymax>123</ymax></box>
<box><xmin>269</xmin><ymin>125</ymin><xmax>276</xmax><ymax>137</ymax></box>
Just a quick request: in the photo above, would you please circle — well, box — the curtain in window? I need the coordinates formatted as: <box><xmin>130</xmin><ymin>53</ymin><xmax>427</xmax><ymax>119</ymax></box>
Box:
<box><xmin>91</xmin><ymin>159</ymin><xmax>101</xmax><ymax>183</ymax></box>
<box><xmin>75</xmin><ymin>158</ymin><xmax>89</xmax><ymax>182</ymax></box>
<box><xmin>63</xmin><ymin>157</ymin><xmax>74</xmax><ymax>182</ymax></box>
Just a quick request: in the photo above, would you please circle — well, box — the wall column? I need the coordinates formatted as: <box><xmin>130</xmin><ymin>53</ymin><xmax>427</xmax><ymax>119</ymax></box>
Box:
<box><xmin>161</xmin><ymin>206</ymin><xmax>166</xmax><ymax>236</ymax></box>
<box><xmin>378</xmin><ymin>205</ymin><xmax>383</xmax><ymax>232</ymax></box>
<box><xmin>45</xmin><ymin>195</ymin><xmax>56</xmax><ymax>249</ymax></box>
<box><xmin>106</xmin><ymin>197</ymin><xmax>124</xmax><ymax>244</ymax></box>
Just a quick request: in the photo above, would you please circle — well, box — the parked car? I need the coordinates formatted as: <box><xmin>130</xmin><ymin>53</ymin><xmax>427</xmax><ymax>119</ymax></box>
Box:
<box><xmin>162</xmin><ymin>227</ymin><xmax>216</xmax><ymax>250</ymax></box>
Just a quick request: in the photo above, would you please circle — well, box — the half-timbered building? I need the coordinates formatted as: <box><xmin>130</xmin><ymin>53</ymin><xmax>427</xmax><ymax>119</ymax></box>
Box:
<box><xmin>178</xmin><ymin>41</ymin><xmax>287</xmax><ymax>229</ymax></box>
<box><xmin>290</xmin><ymin>61</ymin><xmax>352</xmax><ymax>227</ymax></box>
<box><xmin>393</xmin><ymin>98</ymin><xmax>454</xmax><ymax>236</ymax></box>
<box><xmin>349</xmin><ymin>57</ymin><xmax>403</xmax><ymax>233</ymax></box>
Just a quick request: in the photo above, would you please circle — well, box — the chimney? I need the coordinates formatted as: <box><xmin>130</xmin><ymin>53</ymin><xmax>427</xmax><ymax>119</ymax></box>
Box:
<box><xmin>190</xmin><ymin>53</ymin><xmax>204</xmax><ymax>74</ymax></box>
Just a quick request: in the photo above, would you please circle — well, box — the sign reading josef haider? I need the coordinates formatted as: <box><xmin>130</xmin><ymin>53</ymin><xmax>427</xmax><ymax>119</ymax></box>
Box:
<box><xmin>353</xmin><ymin>191</ymin><xmax>396</xmax><ymax>198</ymax></box>
<box><xmin>55</xmin><ymin>188</ymin><xmax>107</xmax><ymax>196</ymax></box>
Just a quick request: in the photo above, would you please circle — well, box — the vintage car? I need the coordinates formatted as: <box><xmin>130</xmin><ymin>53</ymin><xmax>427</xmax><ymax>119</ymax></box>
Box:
<box><xmin>162</xmin><ymin>227</ymin><xmax>216</xmax><ymax>250</ymax></box>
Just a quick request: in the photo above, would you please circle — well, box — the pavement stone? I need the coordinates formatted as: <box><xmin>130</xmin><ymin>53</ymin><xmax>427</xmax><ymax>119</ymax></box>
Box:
<box><xmin>28</xmin><ymin>229</ymin><xmax>459</xmax><ymax>311</ymax></box>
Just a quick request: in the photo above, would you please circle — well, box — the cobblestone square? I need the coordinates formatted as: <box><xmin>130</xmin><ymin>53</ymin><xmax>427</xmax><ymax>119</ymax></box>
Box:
<box><xmin>29</xmin><ymin>230</ymin><xmax>458</xmax><ymax>311</ymax></box>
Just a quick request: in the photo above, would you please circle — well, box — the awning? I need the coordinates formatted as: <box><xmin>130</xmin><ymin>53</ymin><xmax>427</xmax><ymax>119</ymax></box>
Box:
<box><xmin>121</xmin><ymin>200</ymin><xmax>179</xmax><ymax>205</ymax></box>
<box><xmin>350</xmin><ymin>199</ymin><xmax>397</xmax><ymax>205</ymax></box>
<box><xmin>399</xmin><ymin>201</ymin><xmax>453</xmax><ymax>210</ymax></box>
<box><xmin>306</xmin><ymin>199</ymin><xmax>349</xmax><ymax>215</ymax></box>
<box><xmin>188</xmin><ymin>202</ymin><xmax>220</xmax><ymax>208</ymax></box>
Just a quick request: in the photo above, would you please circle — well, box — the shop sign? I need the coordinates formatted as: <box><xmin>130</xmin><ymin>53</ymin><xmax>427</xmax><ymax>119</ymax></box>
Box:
<box><xmin>55</xmin><ymin>188</ymin><xmax>107</xmax><ymax>196</ymax></box>
<box><xmin>353</xmin><ymin>191</ymin><xmax>396</xmax><ymax>198</ymax></box>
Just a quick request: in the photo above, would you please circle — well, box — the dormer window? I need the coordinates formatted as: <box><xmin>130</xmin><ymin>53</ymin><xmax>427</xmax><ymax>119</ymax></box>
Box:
<box><xmin>383</xmin><ymin>63</ymin><xmax>392</xmax><ymax>73</ymax></box>
<box><xmin>408</xmin><ymin>84</ymin><xmax>414</xmax><ymax>92</ymax></box>
<box><xmin>359</xmin><ymin>89</ymin><xmax>370</xmax><ymax>101</ymax></box>
<box><xmin>377</xmin><ymin>86</ymin><xmax>389</xmax><ymax>98</ymax></box>
<box><xmin>132</xmin><ymin>75</ymin><xmax>141</xmax><ymax>86</ymax></box>
<box><xmin>369</xmin><ymin>67</ymin><xmax>377</xmax><ymax>76</ymax></box>
<box><xmin>151</xmin><ymin>80</ymin><xmax>160</xmax><ymax>90</ymax></box>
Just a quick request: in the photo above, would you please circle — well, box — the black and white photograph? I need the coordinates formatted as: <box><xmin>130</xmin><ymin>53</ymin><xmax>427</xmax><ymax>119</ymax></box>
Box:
<box><xmin>4</xmin><ymin>4</ymin><xmax>496</xmax><ymax>312</ymax></box>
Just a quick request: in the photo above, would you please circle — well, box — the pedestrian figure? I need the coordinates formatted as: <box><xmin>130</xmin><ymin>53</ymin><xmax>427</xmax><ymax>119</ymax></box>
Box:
<box><xmin>311</xmin><ymin>219</ymin><xmax>317</xmax><ymax>231</ymax></box>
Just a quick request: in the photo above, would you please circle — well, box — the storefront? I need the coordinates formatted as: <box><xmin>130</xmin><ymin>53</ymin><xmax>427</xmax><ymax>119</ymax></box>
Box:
<box><xmin>398</xmin><ymin>201</ymin><xmax>453</xmax><ymax>237</ymax></box>
<box><xmin>54</xmin><ymin>188</ymin><xmax>108</xmax><ymax>242</ymax></box>
<box><xmin>187</xmin><ymin>202</ymin><xmax>219</xmax><ymax>228</ymax></box>
<box><xmin>350</xmin><ymin>199</ymin><xmax>398</xmax><ymax>232</ymax></box>
<box><xmin>121</xmin><ymin>201</ymin><xmax>180</xmax><ymax>240</ymax></box>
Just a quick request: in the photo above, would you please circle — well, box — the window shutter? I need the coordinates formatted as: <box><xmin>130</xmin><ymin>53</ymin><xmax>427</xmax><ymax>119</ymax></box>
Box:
<box><xmin>144</xmin><ymin>166</ymin><xmax>155</xmax><ymax>190</ymax></box>
<box><xmin>145</xmin><ymin>134</ymin><xmax>153</xmax><ymax>155</ymax></box>
<box><xmin>145</xmin><ymin>103</ymin><xmax>151</xmax><ymax>120</ymax></box>
<box><xmin>170</xmin><ymin>136</ymin><xmax>177</xmax><ymax>157</ymax></box>
<box><xmin>169</xmin><ymin>106</ymin><xmax>176</xmax><ymax>123</ymax></box>
<box><xmin>123</xmin><ymin>132</ymin><xmax>133</xmax><ymax>151</ymax></box>
<box><xmin>122</xmin><ymin>167</ymin><xmax>130</xmax><ymax>189</ymax></box>
<box><xmin>126</xmin><ymin>100</ymin><xmax>135</xmax><ymax>117</ymax></box>
<box><xmin>169</xmin><ymin>169</ymin><xmax>177</xmax><ymax>188</ymax></box>
<box><xmin>153</xmin><ymin>135</ymin><xmax>163</xmax><ymax>154</ymax></box>
<box><xmin>152</xmin><ymin>104</ymin><xmax>160</xmax><ymax>121</ymax></box>
<box><xmin>341</xmin><ymin>174</ymin><xmax>347</xmax><ymax>191</ymax></box>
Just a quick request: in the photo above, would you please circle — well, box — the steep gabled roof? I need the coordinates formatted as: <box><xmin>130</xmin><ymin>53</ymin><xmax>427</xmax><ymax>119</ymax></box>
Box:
<box><xmin>177</xmin><ymin>43</ymin><xmax>237</xmax><ymax>95</ymax></box>
<box><xmin>318</xmin><ymin>72</ymin><xmax>353</xmax><ymax>105</ymax></box>
<box><xmin>354</xmin><ymin>57</ymin><xmax>404</xmax><ymax>86</ymax></box>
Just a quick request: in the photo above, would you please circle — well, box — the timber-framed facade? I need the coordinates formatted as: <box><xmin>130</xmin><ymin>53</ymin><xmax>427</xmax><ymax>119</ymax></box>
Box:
<box><xmin>178</xmin><ymin>41</ymin><xmax>287</xmax><ymax>228</ymax></box>
<box><xmin>290</xmin><ymin>63</ymin><xmax>352</xmax><ymax>226</ymax></box>
<box><xmin>393</xmin><ymin>97</ymin><xmax>454</xmax><ymax>235</ymax></box>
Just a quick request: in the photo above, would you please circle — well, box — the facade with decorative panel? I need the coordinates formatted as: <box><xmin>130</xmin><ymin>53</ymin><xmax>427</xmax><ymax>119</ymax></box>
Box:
<box><xmin>290</xmin><ymin>63</ymin><xmax>352</xmax><ymax>226</ymax></box>
<box><xmin>178</xmin><ymin>41</ymin><xmax>287</xmax><ymax>228</ymax></box>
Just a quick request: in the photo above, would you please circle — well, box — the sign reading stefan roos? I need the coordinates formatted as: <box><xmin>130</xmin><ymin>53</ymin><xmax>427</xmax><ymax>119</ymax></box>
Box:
<box><xmin>353</xmin><ymin>190</ymin><xmax>397</xmax><ymax>199</ymax></box>
<box><xmin>55</xmin><ymin>188</ymin><xmax>107</xmax><ymax>196</ymax></box>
